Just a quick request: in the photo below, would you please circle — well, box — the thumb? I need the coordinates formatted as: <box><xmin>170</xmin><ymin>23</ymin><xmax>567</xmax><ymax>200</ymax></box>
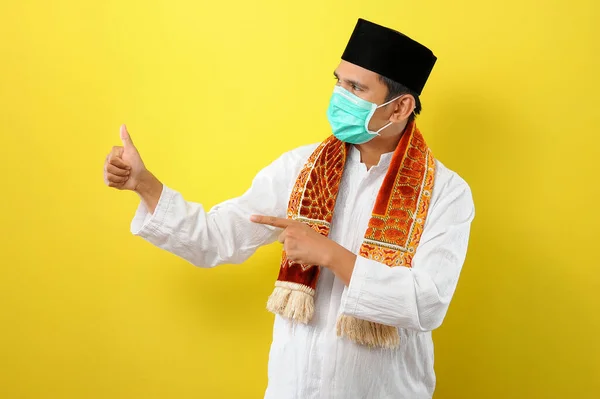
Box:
<box><xmin>120</xmin><ymin>124</ymin><xmax>135</xmax><ymax>148</ymax></box>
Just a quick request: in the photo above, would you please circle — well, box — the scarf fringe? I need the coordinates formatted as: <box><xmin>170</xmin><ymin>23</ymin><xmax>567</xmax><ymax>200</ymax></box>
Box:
<box><xmin>336</xmin><ymin>315</ymin><xmax>400</xmax><ymax>349</ymax></box>
<box><xmin>266</xmin><ymin>281</ymin><xmax>315</xmax><ymax>324</ymax></box>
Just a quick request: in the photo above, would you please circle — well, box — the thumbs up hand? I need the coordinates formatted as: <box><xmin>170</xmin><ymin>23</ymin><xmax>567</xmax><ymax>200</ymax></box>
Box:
<box><xmin>104</xmin><ymin>124</ymin><xmax>147</xmax><ymax>191</ymax></box>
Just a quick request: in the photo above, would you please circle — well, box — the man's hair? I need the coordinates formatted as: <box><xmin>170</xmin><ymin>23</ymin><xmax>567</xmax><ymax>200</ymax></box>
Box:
<box><xmin>378</xmin><ymin>75</ymin><xmax>422</xmax><ymax>122</ymax></box>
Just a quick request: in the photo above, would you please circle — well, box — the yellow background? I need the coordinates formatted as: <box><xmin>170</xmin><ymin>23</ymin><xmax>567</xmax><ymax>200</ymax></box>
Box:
<box><xmin>1</xmin><ymin>0</ymin><xmax>599</xmax><ymax>398</ymax></box>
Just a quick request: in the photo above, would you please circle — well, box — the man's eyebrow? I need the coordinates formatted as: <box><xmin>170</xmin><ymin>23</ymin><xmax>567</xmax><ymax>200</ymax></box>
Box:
<box><xmin>333</xmin><ymin>71</ymin><xmax>368</xmax><ymax>90</ymax></box>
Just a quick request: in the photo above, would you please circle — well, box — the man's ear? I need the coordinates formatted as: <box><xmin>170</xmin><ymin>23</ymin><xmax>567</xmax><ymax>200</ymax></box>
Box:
<box><xmin>390</xmin><ymin>95</ymin><xmax>415</xmax><ymax>122</ymax></box>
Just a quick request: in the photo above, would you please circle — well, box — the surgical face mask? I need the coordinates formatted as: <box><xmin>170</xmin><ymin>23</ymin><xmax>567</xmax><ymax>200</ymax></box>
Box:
<box><xmin>326</xmin><ymin>85</ymin><xmax>400</xmax><ymax>144</ymax></box>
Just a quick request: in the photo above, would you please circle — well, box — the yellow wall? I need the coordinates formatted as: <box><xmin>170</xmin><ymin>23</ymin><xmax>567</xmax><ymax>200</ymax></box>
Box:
<box><xmin>1</xmin><ymin>0</ymin><xmax>598</xmax><ymax>398</ymax></box>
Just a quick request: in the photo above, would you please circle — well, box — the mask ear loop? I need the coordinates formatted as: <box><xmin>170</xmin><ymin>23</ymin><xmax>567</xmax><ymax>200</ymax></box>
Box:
<box><xmin>377</xmin><ymin>106</ymin><xmax>417</xmax><ymax>136</ymax></box>
<box><xmin>368</xmin><ymin>95</ymin><xmax>403</xmax><ymax>135</ymax></box>
<box><xmin>376</xmin><ymin>95</ymin><xmax>403</xmax><ymax>109</ymax></box>
<box><xmin>373</xmin><ymin>121</ymin><xmax>393</xmax><ymax>134</ymax></box>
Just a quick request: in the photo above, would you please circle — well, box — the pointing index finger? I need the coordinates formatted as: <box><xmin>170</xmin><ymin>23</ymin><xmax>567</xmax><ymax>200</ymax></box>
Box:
<box><xmin>250</xmin><ymin>215</ymin><xmax>293</xmax><ymax>228</ymax></box>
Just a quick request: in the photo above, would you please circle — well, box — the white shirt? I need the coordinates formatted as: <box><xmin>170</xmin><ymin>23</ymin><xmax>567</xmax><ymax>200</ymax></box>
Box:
<box><xmin>131</xmin><ymin>143</ymin><xmax>475</xmax><ymax>399</ymax></box>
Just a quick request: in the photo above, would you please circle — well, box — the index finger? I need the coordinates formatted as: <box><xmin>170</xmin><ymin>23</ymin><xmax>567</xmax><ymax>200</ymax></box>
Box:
<box><xmin>250</xmin><ymin>215</ymin><xmax>293</xmax><ymax>228</ymax></box>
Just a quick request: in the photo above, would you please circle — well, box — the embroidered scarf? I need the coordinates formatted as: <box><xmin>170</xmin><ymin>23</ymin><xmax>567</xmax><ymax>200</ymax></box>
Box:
<box><xmin>266</xmin><ymin>121</ymin><xmax>435</xmax><ymax>349</ymax></box>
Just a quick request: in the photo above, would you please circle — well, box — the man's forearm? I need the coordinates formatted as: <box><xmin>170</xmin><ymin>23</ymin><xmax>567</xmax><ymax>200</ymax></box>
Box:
<box><xmin>134</xmin><ymin>170</ymin><xmax>163</xmax><ymax>214</ymax></box>
<box><xmin>323</xmin><ymin>242</ymin><xmax>357</xmax><ymax>286</ymax></box>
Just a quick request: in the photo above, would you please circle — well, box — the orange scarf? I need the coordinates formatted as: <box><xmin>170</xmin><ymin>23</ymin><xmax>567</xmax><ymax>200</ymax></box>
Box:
<box><xmin>266</xmin><ymin>121</ymin><xmax>435</xmax><ymax>348</ymax></box>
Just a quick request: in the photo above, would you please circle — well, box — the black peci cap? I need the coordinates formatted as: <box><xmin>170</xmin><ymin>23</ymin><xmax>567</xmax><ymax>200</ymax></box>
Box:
<box><xmin>341</xmin><ymin>19</ymin><xmax>437</xmax><ymax>95</ymax></box>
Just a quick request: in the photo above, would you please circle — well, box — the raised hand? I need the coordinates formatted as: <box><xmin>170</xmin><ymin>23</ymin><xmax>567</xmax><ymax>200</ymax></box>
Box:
<box><xmin>103</xmin><ymin>124</ymin><xmax>146</xmax><ymax>191</ymax></box>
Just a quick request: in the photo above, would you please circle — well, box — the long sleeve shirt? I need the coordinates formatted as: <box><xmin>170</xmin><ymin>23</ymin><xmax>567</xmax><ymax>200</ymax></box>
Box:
<box><xmin>130</xmin><ymin>143</ymin><xmax>475</xmax><ymax>399</ymax></box>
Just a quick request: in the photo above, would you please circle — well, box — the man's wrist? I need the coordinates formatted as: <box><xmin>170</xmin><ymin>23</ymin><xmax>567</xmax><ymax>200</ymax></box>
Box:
<box><xmin>135</xmin><ymin>170</ymin><xmax>159</xmax><ymax>195</ymax></box>
<box><xmin>322</xmin><ymin>242</ymin><xmax>356</xmax><ymax>269</ymax></box>
<box><xmin>322</xmin><ymin>241</ymin><xmax>357</xmax><ymax>286</ymax></box>
<box><xmin>134</xmin><ymin>170</ymin><xmax>163</xmax><ymax>214</ymax></box>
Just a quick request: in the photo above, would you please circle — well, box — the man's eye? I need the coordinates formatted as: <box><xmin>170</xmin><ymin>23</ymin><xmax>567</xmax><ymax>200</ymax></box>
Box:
<box><xmin>352</xmin><ymin>84</ymin><xmax>361</xmax><ymax>91</ymax></box>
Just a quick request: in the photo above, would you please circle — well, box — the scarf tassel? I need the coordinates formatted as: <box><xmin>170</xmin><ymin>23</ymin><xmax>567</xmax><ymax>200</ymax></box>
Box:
<box><xmin>266</xmin><ymin>281</ymin><xmax>315</xmax><ymax>324</ymax></box>
<box><xmin>266</xmin><ymin>283</ymin><xmax>400</xmax><ymax>349</ymax></box>
<box><xmin>336</xmin><ymin>315</ymin><xmax>400</xmax><ymax>349</ymax></box>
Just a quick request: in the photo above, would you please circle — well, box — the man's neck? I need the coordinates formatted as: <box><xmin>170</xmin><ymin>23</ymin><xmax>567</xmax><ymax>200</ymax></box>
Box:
<box><xmin>355</xmin><ymin>121</ymin><xmax>409</xmax><ymax>170</ymax></box>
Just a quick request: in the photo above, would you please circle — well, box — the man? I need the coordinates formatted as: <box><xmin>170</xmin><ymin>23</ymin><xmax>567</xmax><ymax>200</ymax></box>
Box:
<box><xmin>104</xmin><ymin>18</ymin><xmax>474</xmax><ymax>399</ymax></box>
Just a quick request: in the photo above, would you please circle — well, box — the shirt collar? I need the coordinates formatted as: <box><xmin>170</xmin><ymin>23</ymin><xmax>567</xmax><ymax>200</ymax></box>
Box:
<box><xmin>348</xmin><ymin>145</ymin><xmax>394</xmax><ymax>170</ymax></box>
